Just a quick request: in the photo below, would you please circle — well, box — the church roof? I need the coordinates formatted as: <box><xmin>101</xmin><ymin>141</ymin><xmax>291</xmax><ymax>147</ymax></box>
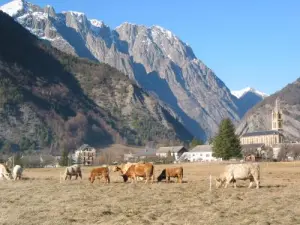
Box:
<box><xmin>242</xmin><ymin>143</ymin><xmax>265</xmax><ymax>149</ymax></box>
<box><xmin>242</xmin><ymin>130</ymin><xmax>281</xmax><ymax>137</ymax></box>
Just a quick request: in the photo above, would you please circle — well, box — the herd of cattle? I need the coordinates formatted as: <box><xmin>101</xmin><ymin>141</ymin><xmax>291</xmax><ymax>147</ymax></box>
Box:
<box><xmin>0</xmin><ymin>162</ymin><xmax>261</xmax><ymax>189</ymax></box>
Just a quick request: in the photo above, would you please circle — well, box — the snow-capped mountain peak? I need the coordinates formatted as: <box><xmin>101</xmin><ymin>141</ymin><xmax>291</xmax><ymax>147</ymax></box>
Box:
<box><xmin>231</xmin><ymin>87</ymin><xmax>268</xmax><ymax>99</ymax></box>
<box><xmin>0</xmin><ymin>0</ymin><xmax>26</xmax><ymax>17</ymax></box>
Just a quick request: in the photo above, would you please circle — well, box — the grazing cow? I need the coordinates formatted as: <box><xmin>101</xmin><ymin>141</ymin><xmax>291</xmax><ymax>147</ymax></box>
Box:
<box><xmin>88</xmin><ymin>167</ymin><xmax>110</xmax><ymax>184</ymax></box>
<box><xmin>215</xmin><ymin>163</ymin><xmax>260</xmax><ymax>189</ymax></box>
<box><xmin>0</xmin><ymin>163</ymin><xmax>12</xmax><ymax>180</ymax></box>
<box><xmin>121</xmin><ymin>162</ymin><xmax>154</xmax><ymax>184</ymax></box>
<box><xmin>157</xmin><ymin>167</ymin><xmax>183</xmax><ymax>183</ymax></box>
<box><xmin>12</xmin><ymin>165</ymin><xmax>23</xmax><ymax>180</ymax></box>
<box><xmin>113</xmin><ymin>163</ymin><xmax>145</xmax><ymax>181</ymax></box>
<box><xmin>64</xmin><ymin>164</ymin><xmax>82</xmax><ymax>180</ymax></box>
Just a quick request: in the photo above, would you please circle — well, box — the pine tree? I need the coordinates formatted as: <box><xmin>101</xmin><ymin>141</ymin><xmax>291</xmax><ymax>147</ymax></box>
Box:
<box><xmin>212</xmin><ymin>118</ymin><xmax>242</xmax><ymax>160</ymax></box>
<box><xmin>59</xmin><ymin>149</ymin><xmax>69</xmax><ymax>166</ymax></box>
<box><xmin>76</xmin><ymin>153</ymin><xmax>82</xmax><ymax>165</ymax></box>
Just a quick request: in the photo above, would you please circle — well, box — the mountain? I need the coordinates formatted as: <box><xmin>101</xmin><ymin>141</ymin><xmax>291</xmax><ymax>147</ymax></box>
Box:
<box><xmin>231</xmin><ymin>87</ymin><xmax>268</xmax><ymax>99</ymax></box>
<box><xmin>0</xmin><ymin>0</ymin><xmax>242</xmax><ymax>140</ymax></box>
<box><xmin>231</xmin><ymin>87</ymin><xmax>268</xmax><ymax>118</ymax></box>
<box><xmin>236</xmin><ymin>79</ymin><xmax>300</xmax><ymax>141</ymax></box>
<box><xmin>0</xmin><ymin>11</ymin><xmax>193</xmax><ymax>153</ymax></box>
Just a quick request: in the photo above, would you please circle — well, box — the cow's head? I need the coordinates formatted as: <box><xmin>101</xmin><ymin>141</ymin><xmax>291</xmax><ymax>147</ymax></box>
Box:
<box><xmin>157</xmin><ymin>169</ymin><xmax>166</xmax><ymax>182</ymax></box>
<box><xmin>88</xmin><ymin>176</ymin><xmax>95</xmax><ymax>183</ymax></box>
<box><xmin>112</xmin><ymin>166</ymin><xmax>122</xmax><ymax>172</ymax></box>
<box><xmin>215</xmin><ymin>177</ymin><xmax>225</xmax><ymax>188</ymax></box>
<box><xmin>121</xmin><ymin>174</ymin><xmax>128</xmax><ymax>182</ymax></box>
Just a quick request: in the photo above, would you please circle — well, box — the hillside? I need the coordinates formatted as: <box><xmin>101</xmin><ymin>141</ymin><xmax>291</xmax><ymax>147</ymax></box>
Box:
<box><xmin>236</xmin><ymin>78</ymin><xmax>300</xmax><ymax>141</ymax></box>
<box><xmin>0</xmin><ymin>0</ymin><xmax>245</xmax><ymax>140</ymax></box>
<box><xmin>0</xmin><ymin>11</ymin><xmax>193</xmax><ymax>153</ymax></box>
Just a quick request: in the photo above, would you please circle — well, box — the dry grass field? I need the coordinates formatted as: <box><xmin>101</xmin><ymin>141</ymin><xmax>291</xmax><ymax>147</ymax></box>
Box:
<box><xmin>1</xmin><ymin>162</ymin><xmax>300</xmax><ymax>225</ymax></box>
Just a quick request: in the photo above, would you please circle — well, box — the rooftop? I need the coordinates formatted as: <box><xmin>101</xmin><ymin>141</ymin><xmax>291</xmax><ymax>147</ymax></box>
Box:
<box><xmin>156</xmin><ymin>146</ymin><xmax>186</xmax><ymax>153</ymax></box>
<box><xmin>242</xmin><ymin>143</ymin><xmax>265</xmax><ymax>150</ymax></box>
<box><xmin>241</xmin><ymin>130</ymin><xmax>281</xmax><ymax>137</ymax></box>
<box><xmin>189</xmin><ymin>145</ymin><xmax>212</xmax><ymax>153</ymax></box>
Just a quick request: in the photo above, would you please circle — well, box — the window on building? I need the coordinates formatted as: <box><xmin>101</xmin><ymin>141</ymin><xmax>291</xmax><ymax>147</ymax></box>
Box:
<box><xmin>206</xmin><ymin>154</ymin><xmax>209</xmax><ymax>157</ymax></box>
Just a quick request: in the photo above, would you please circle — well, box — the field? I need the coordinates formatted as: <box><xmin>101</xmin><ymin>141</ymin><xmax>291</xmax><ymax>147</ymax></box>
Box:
<box><xmin>1</xmin><ymin>162</ymin><xmax>300</xmax><ymax>225</ymax></box>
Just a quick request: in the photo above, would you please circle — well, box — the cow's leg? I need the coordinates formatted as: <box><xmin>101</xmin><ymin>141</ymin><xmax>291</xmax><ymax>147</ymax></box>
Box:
<box><xmin>224</xmin><ymin>175</ymin><xmax>232</xmax><ymax>188</ymax></box>
<box><xmin>75</xmin><ymin>174</ymin><xmax>78</xmax><ymax>180</ymax></box>
<box><xmin>255</xmin><ymin>179</ymin><xmax>260</xmax><ymax>189</ymax></box>
<box><xmin>233</xmin><ymin>180</ymin><xmax>237</xmax><ymax>188</ymax></box>
<box><xmin>65</xmin><ymin>175</ymin><xmax>68</xmax><ymax>180</ymax></box>
<box><xmin>107</xmin><ymin>175</ymin><xmax>110</xmax><ymax>184</ymax></box>
<box><xmin>248</xmin><ymin>177</ymin><xmax>254</xmax><ymax>188</ymax></box>
<box><xmin>167</xmin><ymin>176</ymin><xmax>170</xmax><ymax>183</ymax></box>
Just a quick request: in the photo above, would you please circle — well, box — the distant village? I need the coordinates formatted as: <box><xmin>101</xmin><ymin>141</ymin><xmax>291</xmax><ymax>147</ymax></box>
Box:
<box><xmin>1</xmin><ymin>98</ymin><xmax>299</xmax><ymax>168</ymax></box>
<box><xmin>69</xmin><ymin>97</ymin><xmax>300</xmax><ymax>166</ymax></box>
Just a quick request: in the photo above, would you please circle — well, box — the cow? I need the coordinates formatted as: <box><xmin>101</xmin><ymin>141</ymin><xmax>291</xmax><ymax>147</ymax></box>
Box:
<box><xmin>0</xmin><ymin>163</ymin><xmax>12</xmax><ymax>180</ymax></box>
<box><xmin>88</xmin><ymin>167</ymin><xmax>110</xmax><ymax>184</ymax></box>
<box><xmin>157</xmin><ymin>167</ymin><xmax>183</xmax><ymax>183</ymax></box>
<box><xmin>120</xmin><ymin>162</ymin><xmax>154</xmax><ymax>184</ymax></box>
<box><xmin>112</xmin><ymin>162</ymin><xmax>145</xmax><ymax>181</ymax></box>
<box><xmin>12</xmin><ymin>165</ymin><xmax>23</xmax><ymax>180</ymax></box>
<box><xmin>63</xmin><ymin>164</ymin><xmax>82</xmax><ymax>180</ymax></box>
<box><xmin>215</xmin><ymin>163</ymin><xmax>260</xmax><ymax>189</ymax></box>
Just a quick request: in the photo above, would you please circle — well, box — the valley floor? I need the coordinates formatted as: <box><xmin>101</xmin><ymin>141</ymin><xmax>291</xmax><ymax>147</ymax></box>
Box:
<box><xmin>1</xmin><ymin>162</ymin><xmax>300</xmax><ymax>225</ymax></box>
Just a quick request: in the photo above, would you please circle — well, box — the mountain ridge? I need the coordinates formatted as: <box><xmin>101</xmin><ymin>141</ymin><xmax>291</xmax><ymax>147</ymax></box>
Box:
<box><xmin>0</xmin><ymin>10</ymin><xmax>193</xmax><ymax>153</ymax></box>
<box><xmin>0</xmin><ymin>0</ymin><xmax>243</xmax><ymax>140</ymax></box>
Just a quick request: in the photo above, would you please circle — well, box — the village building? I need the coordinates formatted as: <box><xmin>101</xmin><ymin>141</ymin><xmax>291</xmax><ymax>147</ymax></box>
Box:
<box><xmin>74</xmin><ymin>144</ymin><xmax>96</xmax><ymax>166</ymax></box>
<box><xmin>124</xmin><ymin>148</ymin><xmax>157</xmax><ymax>162</ymax></box>
<box><xmin>156</xmin><ymin>146</ymin><xmax>188</xmax><ymax>160</ymax></box>
<box><xmin>240</xmin><ymin>98</ymin><xmax>284</xmax><ymax>147</ymax></box>
<box><xmin>178</xmin><ymin>145</ymin><xmax>221</xmax><ymax>162</ymax></box>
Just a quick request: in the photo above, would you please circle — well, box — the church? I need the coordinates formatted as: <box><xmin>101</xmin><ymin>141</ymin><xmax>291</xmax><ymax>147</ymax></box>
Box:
<box><xmin>240</xmin><ymin>98</ymin><xmax>284</xmax><ymax>147</ymax></box>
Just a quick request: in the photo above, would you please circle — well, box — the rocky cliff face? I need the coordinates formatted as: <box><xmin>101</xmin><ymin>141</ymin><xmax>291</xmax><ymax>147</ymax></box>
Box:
<box><xmin>0</xmin><ymin>11</ymin><xmax>192</xmax><ymax>153</ymax></box>
<box><xmin>236</xmin><ymin>79</ymin><xmax>300</xmax><ymax>141</ymax></box>
<box><xmin>0</xmin><ymin>0</ymin><xmax>242</xmax><ymax>140</ymax></box>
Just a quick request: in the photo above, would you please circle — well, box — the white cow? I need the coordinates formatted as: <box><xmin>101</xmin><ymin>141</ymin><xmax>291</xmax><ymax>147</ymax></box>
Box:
<box><xmin>12</xmin><ymin>165</ymin><xmax>23</xmax><ymax>180</ymax></box>
<box><xmin>0</xmin><ymin>163</ymin><xmax>12</xmax><ymax>180</ymax></box>
<box><xmin>215</xmin><ymin>163</ymin><xmax>260</xmax><ymax>189</ymax></box>
<box><xmin>64</xmin><ymin>164</ymin><xmax>82</xmax><ymax>180</ymax></box>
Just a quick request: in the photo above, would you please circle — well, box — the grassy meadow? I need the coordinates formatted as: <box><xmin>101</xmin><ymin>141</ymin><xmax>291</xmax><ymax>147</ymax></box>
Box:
<box><xmin>1</xmin><ymin>161</ymin><xmax>300</xmax><ymax>225</ymax></box>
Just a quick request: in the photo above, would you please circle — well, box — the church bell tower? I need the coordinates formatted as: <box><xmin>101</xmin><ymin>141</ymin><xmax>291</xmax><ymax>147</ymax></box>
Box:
<box><xmin>272</xmin><ymin>98</ymin><xmax>283</xmax><ymax>131</ymax></box>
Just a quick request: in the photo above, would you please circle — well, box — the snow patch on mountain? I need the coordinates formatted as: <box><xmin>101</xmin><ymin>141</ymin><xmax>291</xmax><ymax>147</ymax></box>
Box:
<box><xmin>232</xmin><ymin>87</ymin><xmax>268</xmax><ymax>99</ymax></box>
<box><xmin>0</xmin><ymin>0</ymin><xmax>25</xmax><ymax>17</ymax></box>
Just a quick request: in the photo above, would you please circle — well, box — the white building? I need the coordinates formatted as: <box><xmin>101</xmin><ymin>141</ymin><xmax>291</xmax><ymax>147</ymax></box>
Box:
<box><xmin>156</xmin><ymin>146</ymin><xmax>188</xmax><ymax>161</ymax></box>
<box><xmin>178</xmin><ymin>145</ymin><xmax>221</xmax><ymax>162</ymax></box>
<box><xmin>74</xmin><ymin>144</ymin><xmax>96</xmax><ymax>166</ymax></box>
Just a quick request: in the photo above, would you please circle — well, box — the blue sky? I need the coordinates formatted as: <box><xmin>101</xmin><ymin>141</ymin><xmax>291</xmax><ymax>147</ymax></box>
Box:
<box><xmin>2</xmin><ymin>0</ymin><xmax>300</xmax><ymax>95</ymax></box>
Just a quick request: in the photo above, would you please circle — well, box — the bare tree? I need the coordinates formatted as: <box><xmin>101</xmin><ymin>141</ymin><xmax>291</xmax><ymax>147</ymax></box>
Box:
<box><xmin>289</xmin><ymin>144</ymin><xmax>300</xmax><ymax>160</ymax></box>
<box><xmin>277</xmin><ymin>143</ymin><xmax>291</xmax><ymax>161</ymax></box>
<box><xmin>96</xmin><ymin>150</ymin><xmax>116</xmax><ymax>165</ymax></box>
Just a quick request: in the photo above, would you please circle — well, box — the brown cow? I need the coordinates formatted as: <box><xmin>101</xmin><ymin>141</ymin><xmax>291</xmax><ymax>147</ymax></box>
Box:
<box><xmin>157</xmin><ymin>167</ymin><xmax>183</xmax><ymax>183</ymax></box>
<box><xmin>88</xmin><ymin>166</ymin><xmax>110</xmax><ymax>184</ymax></box>
<box><xmin>121</xmin><ymin>162</ymin><xmax>154</xmax><ymax>184</ymax></box>
<box><xmin>112</xmin><ymin>163</ymin><xmax>145</xmax><ymax>181</ymax></box>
